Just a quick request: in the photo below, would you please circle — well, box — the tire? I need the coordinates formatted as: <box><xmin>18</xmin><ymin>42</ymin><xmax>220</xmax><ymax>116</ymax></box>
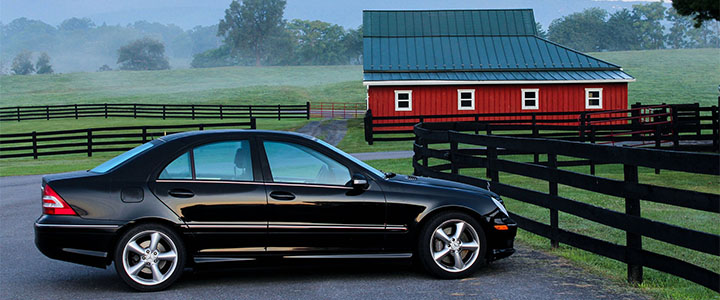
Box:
<box><xmin>113</xmin><ymin>223</ymin><xmax>186</xmax><ymax>292</ymax></box>
<box><xmin>416</xmin><ymin>212</ymin><xmax>487</xmax><ymax>279</ymax></box>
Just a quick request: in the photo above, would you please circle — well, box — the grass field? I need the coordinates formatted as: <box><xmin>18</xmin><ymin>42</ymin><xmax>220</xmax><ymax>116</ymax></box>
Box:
<box><xmin>365</xmin><ymin>157</ymin><xmax>720</xmax><ymax>300</ymax></box>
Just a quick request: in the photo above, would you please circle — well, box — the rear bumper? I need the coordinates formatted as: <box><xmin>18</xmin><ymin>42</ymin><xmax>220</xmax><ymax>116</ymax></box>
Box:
<box><xmin>34</xmin><ymin>216</ymin><xmax>120</xmax><ymax>268</ymax></box>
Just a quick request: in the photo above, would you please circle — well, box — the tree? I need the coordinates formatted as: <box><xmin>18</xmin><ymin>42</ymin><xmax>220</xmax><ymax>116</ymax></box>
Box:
<box><xmin>605</xmin><ymin>9</ymin><xmax>643</xmax><ymax>51</ymax></box>
<box><xmin>35</xmin><ymin>52</ymin><xmax>53</xmax><ymax>74</ymax></box>
<box><xmin>535</xmin><ymin>22</ymin><xmax>548</xmax><ymax>39</ymax></box>
<box><xmin>632</xmin><ymin>2</ymin><xmax>666</xmax><ymax>49</ymax></box>
<box><xmin>218</xmin><ymin>0</ymin><xmax>287</xmax><ymax>66</ymax></box>
<box><xmin>547</xmin><ymin>8</ymin><xmax>608</xmax><ymax>52</ymax></box>
<box><xmin>341</xmin><ymin>25</ymin><xmax>363</xmax><ymax>64</ymax></box>
<box><xmin>97</xmin><ymin>64</ymin><xmax>112</xmax><ymax>72</ymax></box>
<box><xmin>11</xmin><ymin>51</ymin><xmax>34</xmax><ymax>75</ymax></box>
<box><xmin>116</xmin><ymin>38</ymin><xmax>170</xmax><ymax>70</ymax></box>
<box><xmin>58</xmin><ymin>17</ymin><xmax>95</xmax><ymax>31</ymax></box>
<box><xmin>672</xmin><ymin>0</ymin><xmax>720</xmax><ymax>27</ymax></box>
<box><xmin>288</xmin><ymin>19</ymin><xmax>346</xmax><ymax>65</ymax></box>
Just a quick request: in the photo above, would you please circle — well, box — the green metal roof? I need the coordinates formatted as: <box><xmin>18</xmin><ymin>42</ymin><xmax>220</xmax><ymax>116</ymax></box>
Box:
<box><xmin>362</xmin><ymin>9</ymin><xmax>632</xmax><ymax>83</ymax></box>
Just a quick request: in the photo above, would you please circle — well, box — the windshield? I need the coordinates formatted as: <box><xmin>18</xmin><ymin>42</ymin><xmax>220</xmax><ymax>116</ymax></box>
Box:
<box><xmin>90</xmin><ymin>142</ymin><xmax>155</xmax><ymax>173</ymax></box>
<box><xmin>314</xmin><ymin>139</ymin><xmax>386</xmax><ymax>179</ymax></box>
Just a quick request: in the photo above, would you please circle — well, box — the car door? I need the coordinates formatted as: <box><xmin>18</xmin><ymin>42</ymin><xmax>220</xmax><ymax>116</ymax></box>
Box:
<box><xmin>151</xmin><ymin>137</ymin><xmax>267</xmax><ymax>255</ymax></box>
<box><xmin>258</xmin><ymin>136</ymin><xmax>387</xmax><ymax>253</ymax></box>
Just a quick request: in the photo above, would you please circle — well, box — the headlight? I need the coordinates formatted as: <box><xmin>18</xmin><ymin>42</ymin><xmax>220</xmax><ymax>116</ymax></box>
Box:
<box><xmin>491</xmin><ymin>196</ymin><xmax>508</xmax><ymax>216</ymax></box>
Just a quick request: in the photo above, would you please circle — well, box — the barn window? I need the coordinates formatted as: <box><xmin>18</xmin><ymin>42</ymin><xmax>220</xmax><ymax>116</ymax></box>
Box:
<box><xmin>585</xmin><ymin>88</ymin><xmax>603</xmax><ymax>109</ymax></box>
<box><xmin>394</xmin><ymin>90</ymin><xmax>412</xmax><ymax>111</ymax></box>
<box><xmin>457</xmin><ymin>89</ymin><xmax>475</xmax><ymax>110</ymax></box>
<box><xmin>521</xmin><ymin>89</ymin><xmax>539</xmax><ymax>110</ymax></box>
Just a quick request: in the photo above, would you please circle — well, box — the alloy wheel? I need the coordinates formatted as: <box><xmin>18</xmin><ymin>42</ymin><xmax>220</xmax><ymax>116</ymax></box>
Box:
<box><xmin>429</xmin><ymin>219</ymin><xmax>480</xmax><ymax>273</ymax></box>
<box><xmin>121</xmin><ymin>230</ymin><xmax>179</xmax><ymax>286</ymax></box>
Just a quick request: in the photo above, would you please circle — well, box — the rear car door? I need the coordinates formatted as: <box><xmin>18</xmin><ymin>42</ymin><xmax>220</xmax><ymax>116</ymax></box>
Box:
<box><xmin>151</xmin><ymin>137</ymin><xmax>267</xmax><ymax>256</ymax></box>
<box><xmin>258</xmin><ymin>136</ymin><xmax>387</xmax><ymax>254</ymax></box>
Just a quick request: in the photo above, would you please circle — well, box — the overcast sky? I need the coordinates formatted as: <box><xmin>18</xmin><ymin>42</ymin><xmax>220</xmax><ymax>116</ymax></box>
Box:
<box><xmin>1</xmin><ymin>0</ymin><xmax>669</xmax><ymax>30</ymax></box>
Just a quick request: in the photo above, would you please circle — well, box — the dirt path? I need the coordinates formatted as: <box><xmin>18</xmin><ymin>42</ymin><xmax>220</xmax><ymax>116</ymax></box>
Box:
<box><xmin>295</xmin><ymin>119</ymin><xmax>348</xmax><ymax>146</ymax></box>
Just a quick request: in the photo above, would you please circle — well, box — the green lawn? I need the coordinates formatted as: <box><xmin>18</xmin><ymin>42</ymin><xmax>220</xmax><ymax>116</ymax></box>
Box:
<box><xmin>365</xmin><ymin>157</ymin><xmax>720</xmax><ymax>300</ymax></box>
<box><xmin>590</xmin><ymin>48</ymin><xmax>720</xmax><ymax>107</ymax></box>
<box><xmin>0</xmin><ymin>65</ymin><xmax>364</xmax><ymax>106</ymax></box>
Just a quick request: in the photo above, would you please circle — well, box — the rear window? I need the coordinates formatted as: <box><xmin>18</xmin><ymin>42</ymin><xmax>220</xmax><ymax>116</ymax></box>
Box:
<box><xmin>90</xmin><ymin>142</ymin><xmax>155</xmax><ymax>173</ymax></box>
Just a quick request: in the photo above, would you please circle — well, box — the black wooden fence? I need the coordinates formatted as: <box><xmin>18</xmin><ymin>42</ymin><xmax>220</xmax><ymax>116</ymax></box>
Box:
<box><xmin>0</xmin><ymin>103</ymin><xmax>310</xmax><ymax>121</ymax></box>
<box><xmin>364</xmin><ymin>103</ymin><xmax>719</xmax><ymax>153</ymax></box>
<box><xmin>412</xmin><ymin>122</ymin><xmax>719</xmax><ymax>292</ymax></box>
<box><xmin>0</xmin><ymin>119</ymin><xmax>256</xmax><ymax>159</ymax></box>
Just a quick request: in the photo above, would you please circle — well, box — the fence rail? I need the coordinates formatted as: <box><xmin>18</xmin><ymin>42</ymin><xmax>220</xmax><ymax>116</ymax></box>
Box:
<box><xmin>412</xmin><ymin>122</ymin><xmax>720</xmax><ymax>292</ymax></box>
<box><xmin>0</xmin><ymin>103</ymin><xmax>310</xmax><ymax>121</ymax></box>
<box><xmin>0</xmin><ymin>119</ymin><xmax>256</xmax><ymax>159</ymax></box>
<box><xmin>310</xmin><ymin>102</ymin><xmax>365</xmax><ymax>119</ymax></box>
<box><xmin>364</xmin><ymin>102</ymin><xmax>719</xmax><ymax>152</ymax></box>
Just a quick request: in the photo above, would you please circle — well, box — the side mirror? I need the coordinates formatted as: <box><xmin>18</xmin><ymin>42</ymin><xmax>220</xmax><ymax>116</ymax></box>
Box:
<box><xmin>352</xmin><ymin>173</ymin><xmax>369</xmax><ymax>190</ymax></box>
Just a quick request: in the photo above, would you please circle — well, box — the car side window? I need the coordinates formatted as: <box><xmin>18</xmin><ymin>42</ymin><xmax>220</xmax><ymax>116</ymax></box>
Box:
<box><xmin>263</xmin><ymin>141</ymin><xmax>351</xmax><ymax>186</ymax></box>
<box><xmin>159</xmin><ymin>152</ymin><xmax>192</xmax><ymax>180</ymax></box>
<box><xmin>193</xmin><ymin>140</ymin><xmax>253</xmax><ymax>181</ymax></box>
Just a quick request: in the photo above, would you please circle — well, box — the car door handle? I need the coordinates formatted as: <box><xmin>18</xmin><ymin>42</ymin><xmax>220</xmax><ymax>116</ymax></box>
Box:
<box><xmin>269</xmin><ymin>191</ymin><xmax>295</xmax><ymax>201</ymax></box>
<box><xmin>168</xmin><ymin>188</ymin><xmax>194</xmax><ymax>198</ymax></box>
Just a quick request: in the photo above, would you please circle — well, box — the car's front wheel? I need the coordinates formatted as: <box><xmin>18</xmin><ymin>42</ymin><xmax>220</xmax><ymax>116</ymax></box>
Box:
<box><xmin>114</xmin><ymin>223</ymin><xmax>185</xmax><ymax>292</ymax></box>
<box><xmin>417</xmin><ymin>212</ymin><xmax>487</xmax><ymax>279</ymax></box>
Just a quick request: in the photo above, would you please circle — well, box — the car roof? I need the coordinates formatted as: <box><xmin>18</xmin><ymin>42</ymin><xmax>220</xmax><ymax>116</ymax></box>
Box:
<box><xmin>157</xmin><ymin>129</ymin><xmax>316</xmax><ymax>143</ymax></box>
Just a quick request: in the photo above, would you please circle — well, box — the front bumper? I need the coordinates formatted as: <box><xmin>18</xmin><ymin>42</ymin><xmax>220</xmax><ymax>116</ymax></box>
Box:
<box><xmin>486</xmin><ymin>215</ymin><xmax>517</xmax><ymax>261</ymax></box>
<box><xmin>34</xmin><ymin>215</ymin><xmax>120</xmax><ymax>268</ymax></box>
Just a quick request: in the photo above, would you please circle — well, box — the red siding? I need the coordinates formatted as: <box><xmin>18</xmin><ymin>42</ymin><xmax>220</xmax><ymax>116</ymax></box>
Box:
<box><xmin>368</xmin><ymin>83</ymin><xmax>628</xmax><ymax>120</ymax></box>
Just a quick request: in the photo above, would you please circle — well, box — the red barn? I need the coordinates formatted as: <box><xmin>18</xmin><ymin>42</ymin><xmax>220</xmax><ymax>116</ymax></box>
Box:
<box><xmin>362</xmin><ymin>9</ymin><xmax>634</xmax><ymax>120</ymax></box>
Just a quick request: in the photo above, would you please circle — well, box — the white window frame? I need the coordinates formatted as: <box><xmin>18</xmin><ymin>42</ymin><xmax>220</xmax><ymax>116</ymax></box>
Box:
<box><xmin>457</xmin><ymin>89</ymin><xmax>475</xmax><ymax>110</ymax></box>
<box><xmin>394</xmin><ymin>90</ymin><xmax>412</xmax><ymax>112</ymax></box>
<box><xmin>585</xmin><ymin>88</ymin><xmax>603</xmax><ymax>109</ymax></box>
<box><xmin>521</xmin><ymin>88</ymin><xmax>539</xmax><ymax>110</ymax></box>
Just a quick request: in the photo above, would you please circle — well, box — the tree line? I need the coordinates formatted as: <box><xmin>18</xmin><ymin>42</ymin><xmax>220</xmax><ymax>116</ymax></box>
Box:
<box><xmin>543</xmin><ymin>2</ymin><xmax>719</xmax><ymax>52</ymax></box>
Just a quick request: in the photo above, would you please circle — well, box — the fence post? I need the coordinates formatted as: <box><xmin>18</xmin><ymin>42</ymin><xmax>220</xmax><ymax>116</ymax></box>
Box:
<box><xmin>532</xmin><ymin>113</ymin><xmax>539</xmax><ymax>164</ymax></box>
<box><xmin>250</xmin><ymin>117</ymin><xmax>257</xmax><ymax>129</ymax></box>
<box><xmin>191</xmin><ymin>105</ymin><xmax>195</xmax><ymax>120</ymax></box>
<box><xmin>579</xmin><ymin>112</ymin><xmax>586</xmax><ymax>142</ymax></box>
<box><xmin>133</xmin><ymin>104</ymin><xmax>137</xmax><ymax>119</ymax></box>
<box><xmin>486</xmin><ymin>144</ymin><xmax>498</xmax><ymax>183</ymax></box>
<box><xmin>306</xmin><ymin>102</ymin><xmax>311</xmax><ymax>120</ymax></box>
<box><xmin>589</xmin><ymin>125</ymin><xmax>596</xmax><ymax>175</ymax></box>
<box><xmin>548</xmin><ymin>153</ymin><xmax>559</xmax><ymax>248</ymax></box>
<box><xmin>142</xmin><ymin>127</ymin><xmax>147</xmax><ymax>143</ymax></box>
<box><xmin>86</xmin><ymin>129</ymin><xmax>93</xmax><ymax>157</ymax></box>
<box><xmin>74</xmin><ymin>104</ymin><xmax>78</xmax><ymax>119</ymax></box>
<box><xmin>277</xmin><ymin>104</ymin><xmax>281</xmax><ymax>120</ymax></box>
<box><xmin>654</xmin><ymin>125</ymin><xmax>661</xmax><ymax>174</ymax></box>
<box><xmin>46</xmin><ymin>106</ymin><xmax>50</xmax><ymax>120</ymax></box>
<box><xmin>32</xmin><ymin>131</ymin><xmax>38</xmax><ymax>159</ymax></box>
<box><xmin>450</xmin><ymin>138</ymin><xmax>458</xmax><ymax>175</ymax></box>
<box><xmin>249</xmin><ymin>106</ymin><xmax>253</xmax><ymax>119</ymax></box>
<box><xmin>712</xmin><ymin>105</ymin><xmax>719</xmax><ymax>151</ymax></box>
<box><xmin>474</xmin><ymin>115</ymin><xmax>479</xmax><ymax>134</ymax></box>
<box><xmin>162</xmin><ymin>105</ymin><xmax>166</xmax><ymax>120</ymax></box>
<box><xmin>624</xmin><ymin>163</ymin><xmax>643</xmax><ymax>285</ymax></box>
<box><xmin>199</xmin><ymin>124</ymin><xmax>204</xmax><ymax>131</ymax></box>
<box><xmin>631</xmin><ymin>104</ymin><xmax>640</xmax><ymax>138</ymax></box>
<box><xmin>104</xmin><ymin>103</ymin><xmax>108</xmax><ymax>119</ymax></box>
<box><xmin>671</xmin><ymin>107</ymin><xmax>679</xmax><ymax>150</ymax></box>
<box><xmin>219</xmin><ymin>105</ymin><xmax>224</xmax><ymax>120</ymax></box>
<box><xmin>364</xmin><ymin>110</ymin><xmax>374</xmax><ymax>145</ymax></box>
<box><xmin>17</xmin><ymin>107</ymin><xmax>20</xmax><ymax>122</ymax></box>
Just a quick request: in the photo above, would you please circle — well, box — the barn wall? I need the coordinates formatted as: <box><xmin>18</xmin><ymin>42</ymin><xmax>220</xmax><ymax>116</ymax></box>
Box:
<box><xmin>367</xmin><ymin>83</ymin><xmax>628</xmax><ymax>119</ymax></box>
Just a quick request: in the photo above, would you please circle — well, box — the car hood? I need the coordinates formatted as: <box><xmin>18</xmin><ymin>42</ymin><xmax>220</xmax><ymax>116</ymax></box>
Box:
<box><xmin>386</xmin><ymin>174</ymin><xmax>498</xmax><ymax>198</ymax></box>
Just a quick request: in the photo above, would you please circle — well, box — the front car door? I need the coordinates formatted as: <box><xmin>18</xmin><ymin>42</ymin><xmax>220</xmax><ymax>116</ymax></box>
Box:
<box><xmin>151</xmin><ymin>136</ymin><xmax>267</xmax><ymax>257</ymax></box>
<box><xmin>258</xmin><ymin>135</ymin><xmax>387</xmax><ymax>254</ymax></box>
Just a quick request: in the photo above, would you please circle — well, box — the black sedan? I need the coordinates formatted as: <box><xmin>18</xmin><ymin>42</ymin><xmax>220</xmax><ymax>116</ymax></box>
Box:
<box><xmin>35</xmin><ymin>130</ymin><xmax>516</xmax><ymax>291</ymax></box>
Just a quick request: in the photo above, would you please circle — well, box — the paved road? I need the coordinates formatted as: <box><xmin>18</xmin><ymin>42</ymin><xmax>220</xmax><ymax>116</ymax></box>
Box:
<box><xmin>0</xmin><ymin>174</ymin><xmax>648</xmax><ymax>299</ymax></box>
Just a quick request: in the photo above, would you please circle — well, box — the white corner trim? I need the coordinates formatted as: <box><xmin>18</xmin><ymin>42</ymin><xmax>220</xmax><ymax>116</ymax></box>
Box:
<box><xmin>521</xmin><ymin>88</ymin><xmax>539</xmax><ymax>110</ymax></box>
<box><xmin>394</xmin><ymin>90</ymin><xmax>412</xmax><ymax>112</ymax></box>
<box><xmin>363</xmin><ymin>78</ymin><xmax>635</xmax><ymax>86</ymax></box>
<box><xmin>585</xmin><ymin>88</ymin><xmax>603</xmax><ymax>109</ymax></box>
<box><xmin>457</xmin><ymin>89</ymin><xmax>475</xmax><ymax>110</ymax></box>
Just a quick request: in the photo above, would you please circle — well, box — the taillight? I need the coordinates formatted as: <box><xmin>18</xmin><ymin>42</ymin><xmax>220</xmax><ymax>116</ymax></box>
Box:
<box><xmin>42</xmin><ymin>185</ymin><xmax>77</xmax><ymax>215</ymax></box>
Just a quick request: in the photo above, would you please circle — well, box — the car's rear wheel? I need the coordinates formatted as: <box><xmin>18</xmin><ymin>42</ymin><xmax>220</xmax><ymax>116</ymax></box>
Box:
<box><xmin>417</xmin><ymin>212</ymin><xmax>486</xmax><ymax>279</ymax></box>
<box><xmin>114</xmin><ymin>223</ymin><xmax>185</xmax><ymax>292</ymax></box>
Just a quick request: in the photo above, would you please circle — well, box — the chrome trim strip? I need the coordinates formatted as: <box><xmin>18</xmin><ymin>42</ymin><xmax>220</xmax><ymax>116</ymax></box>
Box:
<box><xmin>194</xmin><ymin>257</ymin><xmax>257</xmax><ymax>263</ymax></box>
<box><xmin>35</xmin><ymin>223</ymin><xmax>119</xmax><ymax>229</ymax></box>
<box><xmin>156</xmin><ymin>179</ymin><xmax>264</xmax><ymax>185</ymax></box>
<box><xmin>199</xmin><ymin>247</ymin><xmax>265</xmax><ymax>253</ymax></box>
<box><xmin>265</xmin><ymin>182</ymin><xmax>352</xmax><ymax>190</ymax></box>
<box><xmin>185</xmin><ymin>223</ymin><xmax>408</xmax><ymax>230</ymax></box>
<box><xmin>62</xmin><ymin>248</ymin><xmax>108</xmax><ymax>258</ymax></box>
<box><xmin>270</xmin><ymin>225</ymin><xmax>386</xmax><ymax>230</ymax></box>
<box><xmin>188</xmin><ymin>224</ymin><xmax>267</xmax><ymax>229</ymax></box>
<box><xmin>283</xmin><ymin>253</ymin><xmax>413</xmax><ymax>259</ymax></box>
<box><xmin>386</xmin><ymin>225</ymin><xmax>408</xmax><ymax>231</ymax></box>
